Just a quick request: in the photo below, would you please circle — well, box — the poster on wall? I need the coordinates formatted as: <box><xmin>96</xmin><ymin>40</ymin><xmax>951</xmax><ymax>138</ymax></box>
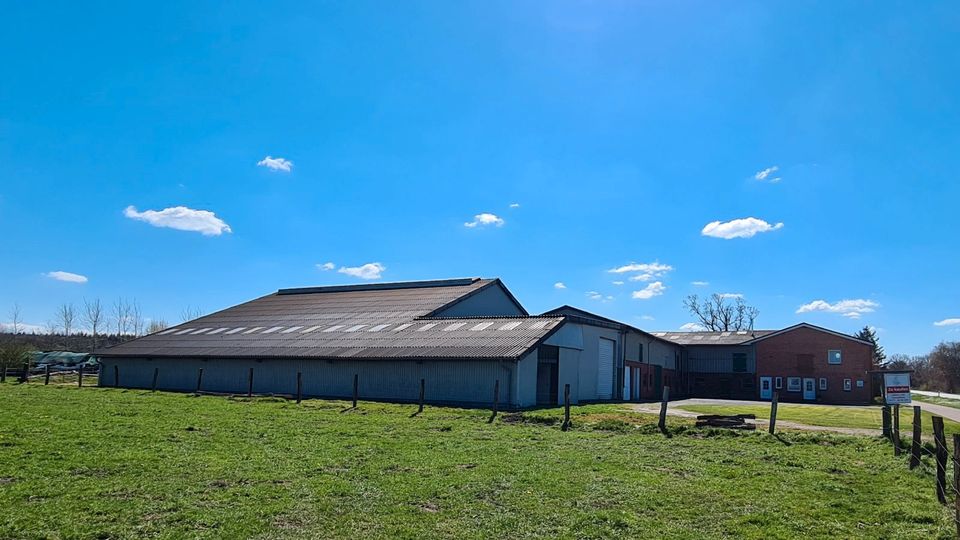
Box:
<box><xmin>883</xmin><ymin>372</ymin><xmax>912</xmax><ymax>405</ymax></box>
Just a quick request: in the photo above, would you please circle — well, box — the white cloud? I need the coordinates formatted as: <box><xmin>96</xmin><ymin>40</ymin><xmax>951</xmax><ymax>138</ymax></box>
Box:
<box><xmin>609</xmin><ymin>262</ymin><xmax>673</xmax><ymax>283</ymax></box>
<box><xmin>640</xmin><ymin>315</ymin><xmax>655</xmax><ymax>321</ymax></box>
<box><xmin>612</xmin><ymin>281</ymin><xmax>624</xmax><ymax>286</ymax></box>
<box><xmin>44</xmin><ymin>271</ymin><xmax>88</xmax><ymax>284</ymax></box>
<box><xmin>679</xmin><ymin>322</ymin><xmax>706</xmax><ymax>332</ymax></box>
<box><xmin>317</xmin><ymin>262</ymin><xmax>335</xmax><ymax>271</ymax></box>
<box><xmin>609</xmin><ymin>262</ymin><xmax>673</xmax><ymax>275</ymax></box>
<box><xmin>933</xmin><ymin>318</ymin><xmax>960</xmax><ymax>327</ymax></box>
<box><xmin>124</xmin><ymin>205</ymin><xmax>232</xmax><ymax>236</ymax></box>
<box><xmin>464</xmin><ymin>213</ymin><xmax>504</xmax><ymax>228</ymax></box>
<box><xmin>337</xmin><ymin>262</ymin><xmax>385</xmax><ymax>280</ymax></box>
<box><xmin>701</xmin><ymin>217</ymin><xmax>783</xmax><ymax>239</ymax></box>
<box><xmin>631</xmin><ymin>281</ymin><xmax>666</xmax><ymax>300</ymax></box>
<box><xmin>257</xmin><ymin>156</ymin><xmax>293</xmax><ymax>172</ymax></box>
<box><xmin>691</xmin><ymin>281</ymin><xmax>709</xmax><ymax>286</ymax></box>
<box><xmin>554</xmin><ymin>282</ymin><xmax>566</xmax><ymax>289</ymax></box>
<box><xmin>586</xmin><ymin>291</ymin><xmax>614</xmax><ymax>302</ymax></box>
<box><xmin>796</xmin><ymin>299</ymin><xmax>879</xmax><ymax>319</ymax></box>
<box><xmin>755</xmin><ymin>165</ymin><xmax>781</xmax><ymax>182</ymax></box>
<box><xmin>718</xmin><ymin>293</ymin><xmax>743</xmax><ymax>299</ymax></box>
<box><xmin>509</xmin><ymin>203</ymin><xmax>520</xmax><ymax>208</ymax></box>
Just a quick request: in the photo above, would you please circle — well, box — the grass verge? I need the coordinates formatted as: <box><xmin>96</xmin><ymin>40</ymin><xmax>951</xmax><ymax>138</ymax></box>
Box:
<box><xmin>676</xmin><ymin>402</ymin><xmax>960</xmax><ymax>434</ymax></box>
<box><xmin>0</xmin><ymin>382</ymin><xmax>955</xmax><ymax>539</ymax></box>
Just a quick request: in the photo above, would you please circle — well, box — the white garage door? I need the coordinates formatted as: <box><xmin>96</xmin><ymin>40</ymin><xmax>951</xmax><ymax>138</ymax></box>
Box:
<box><xmin>597</xmin><ymin>338</ymin><xmax>615</xmax><ymax>399</ymax></box>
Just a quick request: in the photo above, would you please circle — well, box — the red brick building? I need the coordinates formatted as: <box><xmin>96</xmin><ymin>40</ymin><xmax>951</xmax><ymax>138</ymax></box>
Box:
<box><xmin>651</xmin><ymin>323</ymin><xmax>875</xmax><ymax>405</ymax></box>
<box><xmin>751</xmin><ymin>324</ymin><xmax>874</xmax><ymax>404</ymax></box>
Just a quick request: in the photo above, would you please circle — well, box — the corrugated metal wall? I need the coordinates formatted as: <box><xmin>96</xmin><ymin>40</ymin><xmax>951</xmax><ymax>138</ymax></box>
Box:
<box><xmin>686</xmin><ymin>345</ymin><xmax>756</xmax><ymax>373</ymax></box>
<box><xmin>98</xmin><ymin>357</ymin><xmax>516</xmax><ymax>406</ymax></box>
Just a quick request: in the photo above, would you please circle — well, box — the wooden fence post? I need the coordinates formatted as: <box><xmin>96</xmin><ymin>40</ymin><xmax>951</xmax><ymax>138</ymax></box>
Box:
<box><xmin>910</xmin><ymin>405</ymin><xmax>922</xmax><ymax>470</ymax></box>
<box><xmin>352</xmin><ymin>373</ymin><xmax>358</xmax><ymax>408</ymax></box>
<box><xmin>114</xmin><ymin>365</ymin><xmax>119</xmax><ymax>388</ymax></box>
<box><xmin>151</xmin><ymin>367</ymin><xmax>159</xmax><ymax>391</ymax></box>
<box><xmin>20</xmin><ymin>362</ymin><xmax>29</xmax><ymax>383</ymax></box>
<box><xmin>196</xmin><ymin>368</ymin><xmax>204</xmax><ymax>394</ymax></box>
<box><xmin>881</xmin><ymin>405</ymin><xmax>891</xmax><ymax>439</ymax></box>
<box><xmin>418</xmin><ymin>378</ymin><xmax>425</xmax><ymax>414</ymax></box>
<box><xmin>44</xmin><ymin>364</ymin><xmax>50</xmax><ymax>385</ymax></box>
<box><xmin>1</xmin><ymin>364</ymin><xmax>6</xmax><ymax>383</ymax></box>
<box><xmin>768</xmin><ymin>391</ymin><xmax>779</xmax><ymax>435</ymax></box>
<box><xmin>488</xmin><ymin>379</ymin><xmax>500</xmax><ymax>423</ymax></box>
<box><xmin>77</xmin><ymin>365</ymin><xmax>83</xmax><ymax>388</ymax></box>
<box><xmin>248</xmin><ymin>368</ymin><xmax>254</xmax><ymax>398</ymax></box>
<box><xmin>296</xmin><ymin>372</ymin><xmax>302</xmax><ymax>404</ymax></box>
<box><xmin>953</xmin><ymin>434</ymin><xmax>960</xmax><ymax>539</ymax></box>
<box><xmin>562</xmin><ymin>383</ymin><xmax>571</xmax><ymax>432</ymax></box>
<box><xmin>892</xmin><ymin>404</ymin><xmax>901</xmax><ymax>456</ymax></box>
<box><xmin>933</xmin><ymin>416</ymin><xmax>947</xmax><ymax>504</ymax></box>
<box><xmin>658</xmin><ymin>385</ymin><xmax>670</xmax><ymax>432</ymax></box>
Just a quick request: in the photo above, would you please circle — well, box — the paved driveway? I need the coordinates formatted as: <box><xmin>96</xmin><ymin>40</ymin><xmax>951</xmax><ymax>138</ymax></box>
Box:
<box><xmin>909</xmin><ymin>400</ymin><xmax>960</xmax><ymax>423</ymax></box>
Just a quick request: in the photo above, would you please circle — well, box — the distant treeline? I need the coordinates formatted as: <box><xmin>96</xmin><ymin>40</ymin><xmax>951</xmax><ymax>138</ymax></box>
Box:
<box><xmin>0</xmin><ymin>332</ymin><xmax>133</xmax><ymax>354</ymax></box>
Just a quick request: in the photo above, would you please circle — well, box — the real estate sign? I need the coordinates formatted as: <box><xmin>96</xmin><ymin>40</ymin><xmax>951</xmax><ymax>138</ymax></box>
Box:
<box><xmin>883</xmin><ymin>372</ymin><xmax>912</xmax><ymax>405</ymax></box>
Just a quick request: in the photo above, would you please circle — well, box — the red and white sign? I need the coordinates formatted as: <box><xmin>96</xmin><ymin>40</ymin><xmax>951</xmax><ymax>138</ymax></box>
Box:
<box><xmin>883</xmin><ymin>372</ymin><xmax>912</xmax><ymax>405</ymax></box>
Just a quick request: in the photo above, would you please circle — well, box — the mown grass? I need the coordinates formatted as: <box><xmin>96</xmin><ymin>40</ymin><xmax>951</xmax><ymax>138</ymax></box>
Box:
<box><xmin>912</xmin><ymin>393</ymin><xmax>960</xmax><ymax>410</ymax></box>
<box><xmin>0</xmin><ymin>382</ymin><xmax>956</xmax><ymax>539</ymax></box>
<box><xmin>677</xmin><ymin>402</ymin><xmax>960</xmax><ymax>434</ymax></box>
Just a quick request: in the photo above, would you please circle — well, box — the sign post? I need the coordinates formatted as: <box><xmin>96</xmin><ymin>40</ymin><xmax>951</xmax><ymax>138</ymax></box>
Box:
<box><xmin>883</xmin><ymin>372</ymin><xmax>912</xmax><ymax>405</ymax></box>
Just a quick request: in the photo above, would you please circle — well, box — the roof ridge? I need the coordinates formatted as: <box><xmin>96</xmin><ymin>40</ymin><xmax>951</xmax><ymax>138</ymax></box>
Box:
<box><xmin>277</xmin><ymin>278</ymin><xmax>483</xmax><ymax>295</ymax></box>
<box><xmin>417</xmin><ymin>314</ymin><xmax>563</xmax><ymax>321</ymax></box>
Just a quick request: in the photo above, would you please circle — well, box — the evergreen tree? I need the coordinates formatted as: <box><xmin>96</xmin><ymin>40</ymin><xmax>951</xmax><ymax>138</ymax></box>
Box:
<box><xmin>855</xmin><ymin>326</ymin><xmax>886</xmax><ymax>367</ymax></box>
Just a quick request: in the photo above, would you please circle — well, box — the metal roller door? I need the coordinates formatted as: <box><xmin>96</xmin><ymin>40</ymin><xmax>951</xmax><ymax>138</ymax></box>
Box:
<box><xmin>597</xmin><ymin>338</ymin><xmax>615</xmax><ymax>399</ymax></box>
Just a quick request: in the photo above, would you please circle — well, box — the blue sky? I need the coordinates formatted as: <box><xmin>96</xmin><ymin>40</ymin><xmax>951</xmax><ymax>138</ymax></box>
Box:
<box><xmin>1</xmin><ymin>2</ymin><xmax>958</xmax><ymax>355</ymax></box>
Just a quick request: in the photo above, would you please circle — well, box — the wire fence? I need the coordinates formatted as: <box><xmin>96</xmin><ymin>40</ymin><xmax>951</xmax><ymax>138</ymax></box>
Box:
<box><xmin>886</xmin><ymin>405</ymin><xmax>960</xmax><ymax>537</ymax></box>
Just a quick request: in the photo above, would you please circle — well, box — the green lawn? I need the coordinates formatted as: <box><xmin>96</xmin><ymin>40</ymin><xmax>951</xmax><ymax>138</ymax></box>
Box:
<box><xmin>676</xmin><ymin>402</ymin><xmax>960</xmax><ymax>434</ymax></box>
<box><xmin>912</xmin><ymin>393</ymin><xmax>960</xmax><ymax>410</ymax></box>
<box><xmin>0</xmin><ymin>382</ymin><xmax>956</xmax><ymax>539</ymax></box>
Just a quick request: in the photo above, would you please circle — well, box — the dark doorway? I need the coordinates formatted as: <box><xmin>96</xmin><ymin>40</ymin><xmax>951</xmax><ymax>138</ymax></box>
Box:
<box><xmin>536</xmin><ymin>345</ymin><xmax>559</xmax><ymax>406</ymax></box>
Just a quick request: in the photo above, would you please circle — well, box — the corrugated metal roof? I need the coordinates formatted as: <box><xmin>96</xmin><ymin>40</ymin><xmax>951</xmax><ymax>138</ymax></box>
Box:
<box><xmin>650</xmin><ymin>330</ymin><xmax>776</xmax><ymax>346</ymax></box>
<box><xmin>96</xmin><ymin>279</ymin><xmax>562</xmax><ymax>360</ymax></box>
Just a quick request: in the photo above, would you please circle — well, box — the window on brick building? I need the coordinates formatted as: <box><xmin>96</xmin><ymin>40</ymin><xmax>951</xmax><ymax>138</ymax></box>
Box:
<box><xmin>775</xmin><ymin>376</ymin><xmax>783</xmax><ymax>389</ymax></box>
<box><xmin>787</xmin><ymin>377</ymin><xmax>801</xmax><ymax>392</ymax></box>
<box><xmin>819</xmin><ymin>378</ymin><xmax>827</xmax><ymax>390</ymax></box>
<box><xmin>828</xmin><ymin>350</ymin><xmax>842</xmax><ymax>364</ymax></box>
<box><xmin>843</xmin><ymin>378</ymin><xmax>852</xmax><ymax>391</ymax></box>
<box><xmin>639</xmin><ymin>343</ymin><xmax>644</xmax><ymax>363</ymax></box>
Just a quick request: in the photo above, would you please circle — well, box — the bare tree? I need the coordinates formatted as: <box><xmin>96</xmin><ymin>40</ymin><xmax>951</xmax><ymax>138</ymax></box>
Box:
<box><xmin>57</xmin><ymin>303</ymin><xmax>76</xmax><ymax>335</ymax></box>
<box><xmin>130</xmin><ymin>300</ymin><xmax>144</xmax><ymax>337</ymax></box>
<box><xmin>83</xmin><ymin>298</ymin><xmax>105</xmax><ymax>351</ymax></box>
<box><xmin>180</xmin><ymin>305</ymin><xmax>203</xmax><ymax>322</ymax></box>
<box><xmin>9</xmin><ymin>302</ymin><xmax>22</xmax><ymax>334</ymax></box>
<box><xmin>113</xmin><ymin>298</ymin><xmax>132</xmax><ymax>338</ymax></box>
<box><xmin>683</xmin><ymin>294</ymin><xmax>760</xmax><ymax>332</ymax></box>
<box><xmin>44</xmin><ymin>320</ymin><xmax>59</xmax><ymax>335</ymax></box>
<box><xmin>146</xmin><ymin>319</ymin><xmax>169</xmax><ymax>334</ymax></box>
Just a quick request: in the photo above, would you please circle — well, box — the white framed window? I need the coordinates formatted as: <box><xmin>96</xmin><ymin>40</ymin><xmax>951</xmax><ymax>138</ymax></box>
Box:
<box><xmin>775</xmin><ymin>376</ymin><xmax>783</xmax><ymax>389</ymax></box>
<box><xmin>787</xmin><ymin>377</ymin><xmax>801</xmax><ymax>392</ymax></box>
<box><xmin>828</xmin><ymin>350</ymin><xmax>842</xmax><ymax>364</ymax></box>
<box><xmin>843</xmin><ymin>378</ymin><xmax>852</xmax><ymax>391</ymax></box>
<box><xmin>856</xmin><ymin>379</ymin><xmax>864</xmax><ymax>388</ymax></box>
<box><xmin>819</xmin><ymin>378</ymin><xmax>827</xmax><ymax>390</ymax></box>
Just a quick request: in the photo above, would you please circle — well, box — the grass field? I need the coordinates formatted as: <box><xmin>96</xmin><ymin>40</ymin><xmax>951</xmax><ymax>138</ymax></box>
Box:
<box><xmin>0</xmin><ymin>382</ymin><xmax>956</xmax><ymax>539</ymax></box>
<box><xmin>675</xmin><ymin>402</ymin><xmax>960</xmax><ymax>434</ymax></box>
<box><xmin>913</xmin><ymin>393</ymin><xmax>960</xmax><ymax>410</ymax></box>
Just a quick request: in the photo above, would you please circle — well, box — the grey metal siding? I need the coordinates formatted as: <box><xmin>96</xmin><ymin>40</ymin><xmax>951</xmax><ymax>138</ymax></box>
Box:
<box><xmin>686</xmin><ymin>345</ymin><xmax>756</xmax><ymax>373</ymax></box>
<box><xmin>432</xmin><ymin>284</ymin><xmax>526</xmax><ymax>318</ymax></box>
<box><xmin>99</xmin><ymin>357</ymin><xmax>516</xmax><ymax>406</ymax></box>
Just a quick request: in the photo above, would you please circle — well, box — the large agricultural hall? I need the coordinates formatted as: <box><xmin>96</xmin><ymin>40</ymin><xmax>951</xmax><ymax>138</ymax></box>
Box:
<box><xmin>96</xmin><ymin>277</ymin><xmax>876</xmax><ymax>407</ymax></box>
